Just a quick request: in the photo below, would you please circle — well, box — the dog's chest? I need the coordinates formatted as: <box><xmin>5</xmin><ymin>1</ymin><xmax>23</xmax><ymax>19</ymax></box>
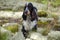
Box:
<box><xmin>26</xmin><ymin>15</ymin><xmax>31</xmax><ymax>22</ymax></box>
<box><xmin>23</xmin><ymin>15</ymin><xmax>37</xmax><ymax>30</ymax></box>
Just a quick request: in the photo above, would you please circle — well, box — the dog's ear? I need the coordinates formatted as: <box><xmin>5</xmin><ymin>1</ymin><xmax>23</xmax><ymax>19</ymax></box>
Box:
<box><xmin>24</xmin><ymin>5</ymin><xmax>26</xmax><ymax>11</ymax></box>
<box><xmin>22</xmin><ymin>4</ymin><xmax>28</xmax><ymax>20</ymax></box>
<box><xmin>31</xmin><ymin>7</ymin><xmax>38</xmax><ymax>21</ymax></box>
<box><xmin>33</xmin><ymin>7</ymin><xmax>37</xmax><ymax>12</ymax></box>
<box><xmin>22</xmin><ymin>12</ymin><xmax>27</xmax><ymax>20</ymax></box>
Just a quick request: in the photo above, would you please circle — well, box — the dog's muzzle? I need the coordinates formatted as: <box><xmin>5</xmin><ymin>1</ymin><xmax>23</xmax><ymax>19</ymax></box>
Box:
<box><xmin>24</xmin><ymin>7</ymin><xmax>30</xmax><ymax>15</ymax></box>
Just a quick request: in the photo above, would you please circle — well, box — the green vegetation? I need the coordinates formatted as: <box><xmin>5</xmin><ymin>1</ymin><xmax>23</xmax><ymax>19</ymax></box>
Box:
<box><xmin>0</xmin><ymin>32</ymin><xmax>8</xmax><ymax>40</ymax></box>
<box><xmin>26</xmin><ymin>0</ymin><xmax>47</xmax><ymax>4</ymax></box>
<box><xmin>4</xmin><ymin>25</ymin><xmax>19</xmax><ymax>33</ymax></box>
<box><xmin>38</xmin><ymin>11</ymin><xmax>48</xmax><ymax>17</ymax></box>
<box><xmin>54</xmin><ymin>24</ymin><xmax>60</xmax><ymax>30</ymax></box>
<box><xmin>36</xmin><ymin>0</ymin><xmax>48</xmax><ymax>4</ymax></box>
<box><xmin>26</xmin><ymin>0</ymin><xmax>36</xmax><ymax>2</ymax></box>
<box><xmin>41</xmin><ymin>28</ymin><xmax>50</xmax><ymax>36</ymax></box>
<box><xmin>37</xmin><ymin>20</ymin><xmax>48</xmax><ymax>27</ymax></box>
<box><xmin>50</xmin><ymin>0</ymin><xmax>60</xmax><ymax>7</ymax></box>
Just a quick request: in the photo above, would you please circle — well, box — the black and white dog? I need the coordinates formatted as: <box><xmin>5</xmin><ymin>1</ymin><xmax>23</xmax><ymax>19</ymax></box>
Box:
<box><xmin>21</xmin><ymin>3</ymin><xmax>38</xmax><ymax>38</ymax></box>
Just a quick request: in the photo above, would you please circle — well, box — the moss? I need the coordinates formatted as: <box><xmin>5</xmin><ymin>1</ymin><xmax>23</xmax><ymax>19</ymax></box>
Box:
<box><xmin>36</xmin><ymin>0</ymin><xmax>47</xmax><ymax>4</ymax></box>
<box><xmin>50</xmin><ymin>0</ymin><xmax>60</xmax><ymax>7</ymax></box>
<box><xmin>37</xmin><ymin>11</ymin><xmax>48</xmax><ymax>17</ymax></box>
<box><xmin>4</xmin><ymin>25</ymin><xmax>19</xmax><ymax>33</ymax></box>
<box><xmin>26</xmin><ymin>0</ymin><xmax>35</xmax><ymax>2</ymax></box>
<box><xmin>0</xmin><ymin>8</ymin><xmax>12</xmax><ymax>11</ymax></box>
<box><xmin>54</xmin><ymin>24</ymin><xmax>60</xmax><ymax>31</ymax></box>
<box><xmin>0</xmin><ymin>32</ymin><xmax>8</xmax><ymax>40</ymax></box>
<box><xmin>41</xmin><ymin>28</ymin><xmax>50</xmax><ymax>36</ymax></box>
<box><xmin>37</xmin><ymin>20</ymin><xmax>48</xmax><ymax>27</ymax></box>
<box><xmin>51</xmin><ymin>14</ymin><xmax>58</xmax><ymax>18</ymax></box>
<box><xmin>0</xmin><ymin>17</ymin><xmax>7</xmax><ymax>20</ymax></box>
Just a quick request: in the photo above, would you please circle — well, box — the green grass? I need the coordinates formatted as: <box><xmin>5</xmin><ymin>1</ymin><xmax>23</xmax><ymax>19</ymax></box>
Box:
<box><xmin>36</xmin><ymin>0</ymin><xmax>48</xmax><ymax>4</ymax></box>
<box><xmin>37</xmin><ymin>10</ymin><xmax>48</xmax><ymax>17</ymax></box>
<box><xmin>41</xmin><ymin>28</ymin><xmax>50</xmax><ymax>36</ymax></box>
<box><xmin>37</xmin><ymin>20</ymin><xmax>48</xmax><ymax>27</ymax></box>
<box><xmin>26</xmin><ymin>0</ymin><xmax>36</xmax><ymax>2</ymax></box>
<box><xmin>0</xmin><ymin>31</ymin><xmax>8</xmax><ymax>40</ymax></box>
<box><xmin>4</xmin><ymin>25</ymin><xmax>19</xmax><ymax>33</ymax></box>
<box><xmin>26</xmin><ymin>0</ymin><xmax>48</xmax><ymax>4</ymax></box>
<box><xmin>51</xmin><ymin>0</ymin><xmax>60</xmax><ymax>7</ymax></box>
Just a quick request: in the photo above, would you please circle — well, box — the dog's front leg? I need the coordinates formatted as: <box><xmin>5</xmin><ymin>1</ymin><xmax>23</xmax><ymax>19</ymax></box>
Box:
<box><xmin>21</xmin><ymin>20</ymin><xmax>30</xmax><ymax>38</ymax></box>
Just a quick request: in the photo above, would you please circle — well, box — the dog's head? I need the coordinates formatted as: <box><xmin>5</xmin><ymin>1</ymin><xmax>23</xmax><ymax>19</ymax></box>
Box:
<box><xmin>24</xmin><ymin>3</ymin><xmax>33</xmax><ymax>15</ymax></box>
<box><xmin>28</xmin><ymin>3</ymin><xmax>33</xmax><ymax>12</ymax></box>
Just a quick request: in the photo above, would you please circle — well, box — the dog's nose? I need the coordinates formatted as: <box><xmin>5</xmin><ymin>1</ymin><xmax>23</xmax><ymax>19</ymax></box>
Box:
<box><xmin>25</xmin><ymin>10</ymin><xmax>28</xmax><ymax>14</ymax></box>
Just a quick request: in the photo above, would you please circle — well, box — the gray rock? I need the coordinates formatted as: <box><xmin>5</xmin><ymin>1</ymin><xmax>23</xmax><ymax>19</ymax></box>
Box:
<box><xmin>29</xmin><ymin>32</ymin><xmax>47</xmax><ymax>40</ymax></box>
<box><xmin>48</xmin><ymin>31</ymin><xmax>60</xmax><ymax>40</ymax></box>
<box><xmin>10</xmin><ymin>25</ymin><xmax>25</xmax><ymax>40</ymax></box>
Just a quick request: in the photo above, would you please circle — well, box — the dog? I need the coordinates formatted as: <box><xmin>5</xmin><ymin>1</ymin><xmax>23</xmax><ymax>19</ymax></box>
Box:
<box><xmin>21</xmin><ymin>3</ymin><xmax>38</xmax><ymax>38</ymax></box>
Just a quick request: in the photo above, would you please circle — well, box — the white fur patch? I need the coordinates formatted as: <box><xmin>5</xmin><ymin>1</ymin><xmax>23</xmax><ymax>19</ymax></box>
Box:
<box><xmin>22</xmin><ymin>20</ymin><xmax>37</xmax><ymax>30</ymax></box>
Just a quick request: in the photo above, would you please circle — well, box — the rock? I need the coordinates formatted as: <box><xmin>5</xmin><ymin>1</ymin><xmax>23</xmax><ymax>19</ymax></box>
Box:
<box><xmin>0</xmin><ymin>11</ymin><xmax>13</xmax><ymax>18</ymax></box>
<box><xmin>0</xmin><ymin>11</ymin><xmax>23</xmax><ymax>19</ymax></box>
<box><xmin>29</xmin><ymin>32</ymin><xmax>47</xmax><ymax>40</ymax></box>
<box><xmin>13</xmin><ymin>12</ymin><xmax>23</xmax><ymax>18</ymax></box>
<box><xmin>37</xmin><ymin>28</ymin><xmax>44</xmax><ymax>33</ymax></box>
<box><xmin>2</xmin><ymin>23</ymin><xmax>19</xmax><ymax>27</ymax></box>
<box><xmin>37</xmin><ymin>27</ymin><xmax>50</xmax><ymax>36</ymax></box>
<box><xmin>10</xmin><ymin>31</ymin><xmax>25</xmax><ymax>40</ymax></box>
<box><xmin>48</xmin><ymin>31</ymin><xmax>60</xmax><ymax>40</ymax></box>
<box><xmin>10</xmin><ymin>25</ymin><xmax>25</xmax><ymax>40</ymax></box>
<box><xmin>38</xmin><ymin>17</ymin><xmax>54</xmax><ymax>22</ymax></box>
<box><xmin>26</xmin><ymin>38</ymin><xmax>32</xmax><ymax>40</ymax></box>
<box><xmin>1</xmin><ymin>23</ymin><xmax>25</xmax><ymax>40</ymax></box>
